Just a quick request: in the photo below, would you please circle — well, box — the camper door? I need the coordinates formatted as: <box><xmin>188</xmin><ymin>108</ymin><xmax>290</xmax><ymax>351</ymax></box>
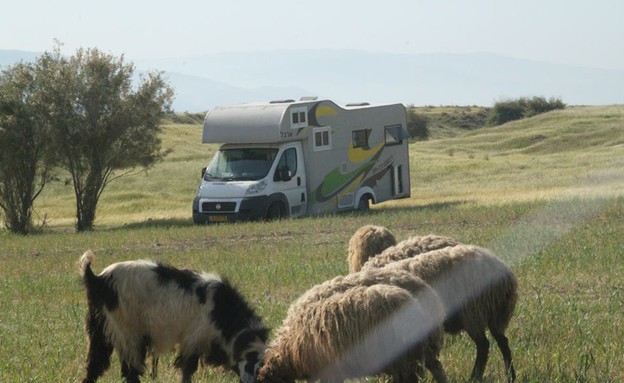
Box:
<box><xmin>272</xmin><ymin>142</ymin><xmax>306</xmax><ymax>217</ymax></box>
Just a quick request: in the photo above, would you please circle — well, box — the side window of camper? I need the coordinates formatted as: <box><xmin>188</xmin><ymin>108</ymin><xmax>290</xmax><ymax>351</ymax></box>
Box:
<box><xmin>352</xmin><ymin>129</ymin><xmax>371</xmax><ymax>149</ymax></box>
<box><xmin>385</xmin><ymin>125</ymin><xmax>408</xmax><ymax>146</ymax></box>
<box><xmin>274</xmin><ymin>148</ymin><xmax>297</xmax><ymax>182</ymax></box>
<box><xmin>290</xmin><ymin>107</ymin><xmax>308</xmax><ymax>129</ymax></box>
<box><xmin>313</xmin><ymin>127</ymin><xmax>332</xmax><ymax>151</ymax></box>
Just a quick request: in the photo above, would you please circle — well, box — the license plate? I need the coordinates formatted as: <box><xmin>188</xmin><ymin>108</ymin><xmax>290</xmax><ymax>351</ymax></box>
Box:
<box><xmin>208</xmin><ymin>215</ymin><xmax>228</xmax><ymax>223</ymax></box>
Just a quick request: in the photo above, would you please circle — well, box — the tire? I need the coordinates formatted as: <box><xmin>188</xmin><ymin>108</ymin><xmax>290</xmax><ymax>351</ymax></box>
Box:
<box><xmin>266</xmin><ymin>202</ymin><xmax>283</xmax><ymax>220</ymax></box>
<box><xmin>357</xmin><ymin>195</ymin><xmax>370</xmax><ymax>212</ymax></box>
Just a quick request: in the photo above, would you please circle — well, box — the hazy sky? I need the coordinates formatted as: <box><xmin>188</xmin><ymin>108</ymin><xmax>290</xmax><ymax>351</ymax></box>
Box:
<box><xmin>2</xmin><ymin>0</ymin><xmax>623</xmax><ymax>70</ymax></box>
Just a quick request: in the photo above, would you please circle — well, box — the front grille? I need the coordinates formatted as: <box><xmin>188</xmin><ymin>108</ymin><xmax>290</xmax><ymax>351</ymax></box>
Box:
<box><xmin>201</xmin><ymin>201</ymin><xmax>237</xmax><ymax>213</ymax></box>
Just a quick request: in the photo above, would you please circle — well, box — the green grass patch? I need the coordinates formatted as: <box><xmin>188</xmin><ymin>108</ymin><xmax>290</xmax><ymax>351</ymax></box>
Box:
<box><xmin>1</xmin><ymin>106</ymin><xmax>623</xmax><ymax>382</ymax></box>
<box><xmin>2</xmin><ymin>199</ymin><xmax>623</xmax><ymax>382</ymax></box>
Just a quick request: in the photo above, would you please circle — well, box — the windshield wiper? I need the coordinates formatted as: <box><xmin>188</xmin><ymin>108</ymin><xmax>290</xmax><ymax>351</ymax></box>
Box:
<box><xmin>203</xmin><ymin>173</ymin><xmax>220</xmax><ymax>181</ymax></box>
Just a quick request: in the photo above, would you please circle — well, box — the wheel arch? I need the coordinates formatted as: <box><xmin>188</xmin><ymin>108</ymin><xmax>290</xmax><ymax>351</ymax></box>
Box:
<box><xmin>355</xmin><ymin>187</ymin><xmax>376</xmax><ymax>207</ymax></box>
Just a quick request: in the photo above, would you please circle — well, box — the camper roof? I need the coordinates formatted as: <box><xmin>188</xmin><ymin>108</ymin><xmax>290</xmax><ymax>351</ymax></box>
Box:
<box><xmin>201</xmin><ymin>99</ymin><xmax>405</xmax><ymax>144</ymax></box>
<box><xmin>202</xmin><ymin>102</ymin><xmax>289</xmax><ymax>143</ymax></box>
<box><xmin>203</xmin><ymin>99</ymin><xmax>325</xmax><ymax>144</ymax></box>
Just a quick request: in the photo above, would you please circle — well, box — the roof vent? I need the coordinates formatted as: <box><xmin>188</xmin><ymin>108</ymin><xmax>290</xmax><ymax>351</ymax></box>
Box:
<box><xmin>270</xmin><ymin>99</ymin><xmax>295</xmax><ymax>104</ymax></box>
<box><xmin>345</xmin><ymin>102</ymin><xmax>370</xmax><ymax>107</ymax></box>
<box><xmin>299</xmin><ymin>96</ymin><xmax>318</xmax><ymax>101</ymax></box>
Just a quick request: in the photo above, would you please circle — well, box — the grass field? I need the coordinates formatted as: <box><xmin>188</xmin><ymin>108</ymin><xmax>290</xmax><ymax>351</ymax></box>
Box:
<box><xmin>1</xmin><ymin>105</ymin><xmax>623</xmax><ymax>382</ymax></box>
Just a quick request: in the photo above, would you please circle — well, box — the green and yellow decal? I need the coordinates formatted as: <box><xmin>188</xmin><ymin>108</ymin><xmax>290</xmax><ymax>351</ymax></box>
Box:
<box><xmin>306</xmin><ymin>101</ymin><xmax>392</xmax><ymax>205</ymax></box>
<box><xmin>313</xmin><ymin>148</ymin><xmax>384</xmax><ymax>204</ymax></box>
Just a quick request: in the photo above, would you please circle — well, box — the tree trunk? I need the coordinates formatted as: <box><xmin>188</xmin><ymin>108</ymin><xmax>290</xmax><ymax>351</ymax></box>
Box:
<box><xmin>76</xmin><ymin>192</ymin><xmax>99</xmax><ymax>232</ymax></box>
<box><xmin>74</xmin><ymin>169</ymin><xmax>104</xmax><ymax>232</ymax></box>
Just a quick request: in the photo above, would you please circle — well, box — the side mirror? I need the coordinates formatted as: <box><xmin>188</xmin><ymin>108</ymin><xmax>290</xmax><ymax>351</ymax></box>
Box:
<box><xmin>201</xmin><ymin>167</ymin><xmax>207</xmax><ymax>178</ymax></box>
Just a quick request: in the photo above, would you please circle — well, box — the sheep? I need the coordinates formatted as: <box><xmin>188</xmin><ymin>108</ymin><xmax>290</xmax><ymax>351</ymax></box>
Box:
<box><xmin>356</xmin><ymin>237</ymin><xmax>518</xmax><ymax>383</ymax></box>
<box><xmin>347</xmin><ymin>225</ymin><xmax>460</xmax><ymax>273</ymax></box>
<box><xmin>280</xmin><ymin>267</ymin><xmax>449</xmax><ymax>383</ymax></box>
<box><xmin>256</xmin><ymin>283</ymin><xmax>447</xmax><ymax>383</ymax></box>
<box><xmin>347</xmin><ymin>224</ymin><xmax>397</xmax><ymax>273</ymax></box>
<box><xmin>78</xmin><ymin>250</ymin><xmax>268</xmax><ymax>383</ymax></box>
<box><xmin>289</xmin><ymin>267</ymin><xmax>443</xmax><ymax>324</ymax></box>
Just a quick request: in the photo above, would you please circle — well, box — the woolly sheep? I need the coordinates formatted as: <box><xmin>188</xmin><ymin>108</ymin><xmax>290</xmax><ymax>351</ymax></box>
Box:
<box><xmin>347</xmin><ymin>225</ymin><xmax>459</xmax><ymax>273</ymax></box>
<box><xmin>256</xmin><ymin>283</ymin><xmax>447</xmax><ymax>383</ymax></box>
<box><xmin>78</xmin><ymin>250</ymin><xmax>268</xmax><ymax>383</ymax></box>
<box><xmin>283</xmin><ymin>267</ymin><xmax>449</xmax><ymax>382</ymax></box>
<box><xmin>347</xmin><ymin>225</ymin><xmax>397</xmax><ymax>273</ymax></box>
<box><xmin>358</xmin><ymin>238</ymin><xmax>518</xmax><ymax>383</ymax></box>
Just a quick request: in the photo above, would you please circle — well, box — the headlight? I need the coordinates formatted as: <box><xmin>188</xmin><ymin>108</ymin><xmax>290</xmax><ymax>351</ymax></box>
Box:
<box><xmin>245</xmin><ymin>180</ymin><xmax>267</xmax><ymax>195</ymax></box>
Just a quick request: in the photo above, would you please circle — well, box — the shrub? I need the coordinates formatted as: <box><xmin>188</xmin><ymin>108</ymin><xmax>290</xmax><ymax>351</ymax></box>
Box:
<box><xmin>524</xmin><ymin>96</ymin><xmax>565</xmax><ymax>117</ymax></box>
<box><xmin>488</xmin><ymin>96</ymin><xmax>565</xmax><ymax>126</ymax></box>
<box><xmin>407</xmin><ymin>109</ymin><xmax>429</xmax><ymax>140</ymax></box>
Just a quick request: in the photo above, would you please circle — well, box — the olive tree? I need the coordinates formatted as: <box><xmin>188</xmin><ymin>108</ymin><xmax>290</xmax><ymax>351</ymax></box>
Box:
<box><xmin>0</xmin><ymin>62</ymin><xmax>55</xmax><ymax>234</ymax></box>
<box><xmin>39</xmin><ymin>47</ymin><xmax>174</xmax><ymax>231</ymax></box>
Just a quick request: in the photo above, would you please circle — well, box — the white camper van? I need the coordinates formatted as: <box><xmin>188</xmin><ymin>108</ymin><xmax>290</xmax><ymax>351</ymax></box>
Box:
<box><xmin>192</xmin><ymin>98</ymin><xmax>410</xmax><ymax>223</ymax></box>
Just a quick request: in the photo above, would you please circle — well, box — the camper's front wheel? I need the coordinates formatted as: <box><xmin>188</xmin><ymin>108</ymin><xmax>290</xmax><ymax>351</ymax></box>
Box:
<box><xmin>267</xmin><ymin>202</ymin><xmax>283</xmax><ymax>220</ymax></box>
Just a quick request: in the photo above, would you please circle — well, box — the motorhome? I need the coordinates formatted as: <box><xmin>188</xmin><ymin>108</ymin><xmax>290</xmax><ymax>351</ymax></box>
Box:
<box><xmin>192</xmin><ymin>98</ymin><xmax>410</xmax><ymax>223</ymax></box>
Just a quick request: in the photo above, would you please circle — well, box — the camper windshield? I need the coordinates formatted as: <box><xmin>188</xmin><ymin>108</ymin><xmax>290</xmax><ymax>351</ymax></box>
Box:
<box><xmin>204</xmin><ymin>148</ymin><xmax>279</xmax><ymax>181</ymax></box>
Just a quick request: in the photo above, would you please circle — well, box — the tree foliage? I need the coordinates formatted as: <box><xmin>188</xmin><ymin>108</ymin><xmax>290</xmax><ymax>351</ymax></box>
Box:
<box><xmin>0</xmin><ymin>46</ymin><xmax>174</xmax><ymax>233</ymax></box>
<box><xmin>488</xmin><ymin>96</ymin><xmax>566</xmax><ymax>126</ymax></box>
<box><xmin>0</xmin><ymin>62</ymin><xmax>55</xmax><ymax>234</ymax></box>
<box><xmin>38</xmin><ymin>47</ymin><xmax>174</xmax><ymax>231</ymax></box>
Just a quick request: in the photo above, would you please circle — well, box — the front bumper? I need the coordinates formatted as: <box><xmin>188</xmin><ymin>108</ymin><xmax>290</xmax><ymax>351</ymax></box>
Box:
<box><xmin>192</xmin><ymin>196</ymin><xmax>273</xmax><ymax>224</ymax></box>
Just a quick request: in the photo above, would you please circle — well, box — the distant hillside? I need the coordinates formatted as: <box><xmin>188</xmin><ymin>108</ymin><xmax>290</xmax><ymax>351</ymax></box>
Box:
<box><xmin>411</xmin><ymin>105</ymin><xmax>624</xmax><ymax>204</ymax></box>
<box><xmin>138</xmin><ymin>50</ymin><xmax>624</xmax><ymax>110</ymax></box>
<box><xmin>413</xmin><ymin>106</ymin><xmax>491</xmax><ymax>138</ymax></box>
<box><xmin>163</xmin><ymin>72</ymin><xmax>311</xmax><ymax>113</ymax></box>
<box><xmin>0</xmin><ymin>49</ymin><xmax>40</xmax><ymax>67</ymax></box>
<box><xmin>2</xmin><ymin>49</ymin><xmax>623</xmax><ymax>112</ymax></box>
<box><xmin>421</xmin><ymin>105</ymin><xmax>624</xmax><ymax>154</ymax></box>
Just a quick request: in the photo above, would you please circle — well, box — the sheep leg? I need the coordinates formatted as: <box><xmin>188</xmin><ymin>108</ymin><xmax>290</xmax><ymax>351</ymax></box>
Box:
<box><xmin>424</xmin><ymin>355</ymin><xmax>448</xmax><ymax>383</ymax></box>
<box><xmin>82</xmin><ymin>310</ymin><xmax>114</xmax><ymax>383</ymax></box>
<box><xmin>467</xmin><ymin>331</ymin><xmax>489</xmax><ymax>382</ymax></box>
<box><xmin>121</xmin><ymin>360</ymin><xmax>143</xmax><ymax>383</ymax></box>
<box><xmin>175</xmin><ymin>353</ymin><xmax>200</xmax><ymax>383</ymax></box>
<box><xmin>490</xmin><ymin>328</ymin><xmax>515</xmax><ymax>383</ymax></box>
<box><xmin>120</xmin><ymin>339</ymin><xmax>149</xmax><ymax>383</ymax></box>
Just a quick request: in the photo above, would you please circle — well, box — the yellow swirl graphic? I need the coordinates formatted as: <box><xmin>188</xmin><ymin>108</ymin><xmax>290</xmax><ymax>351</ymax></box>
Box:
<box><xmin>348</xmin><ymin>141</ymin><xmax>384</xmax><ymax>163</ymax></box>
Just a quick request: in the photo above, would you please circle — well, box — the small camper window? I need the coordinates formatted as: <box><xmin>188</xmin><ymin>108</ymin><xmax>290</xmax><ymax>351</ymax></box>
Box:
<box><xmin>294</xmin><ymin>111</ymin><xmax>306</xmax><ymax>123</ymax></box>
<box><xmin>352</xmin><ymin>129</ymin><xmax>370</xmax><ymax>149</ymax></box>
<box><xmin>290</xmin><ymin>107</ymin><xmax>308</xmax><ymax>129</ymax></box>
<box><xmin>385</xmin><ymin>124</ymin><xmax>408</xmax><ymax>146</ymax></box>
<box><xmin>313</xmin><ymin>127</ymin><xmax>331</xmax><ymax>151</ymax></box>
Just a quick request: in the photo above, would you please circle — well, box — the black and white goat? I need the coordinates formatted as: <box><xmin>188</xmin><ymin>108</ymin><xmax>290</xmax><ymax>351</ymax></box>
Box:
<box><xmin>78</xmin><ymin>250</ymin><xmax>268</xmax><ymax>383</ymax></box>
